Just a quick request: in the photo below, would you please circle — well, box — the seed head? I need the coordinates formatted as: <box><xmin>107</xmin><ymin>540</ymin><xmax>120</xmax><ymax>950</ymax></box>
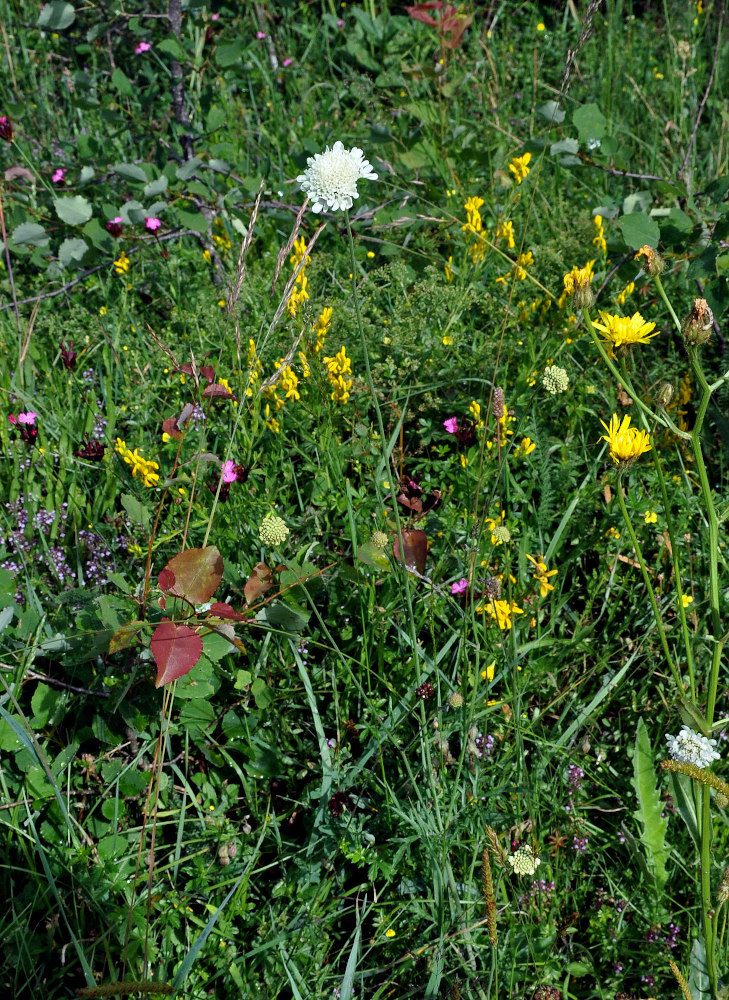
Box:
<box><xmin>635</xmin><ymin>244</ymin><xmax>666</xmax><ymax>276</ymax></box>
<box><xmin>681</xmin><ymin>298</ymin><xmax>714</xmax><ymax>346</ymax></box>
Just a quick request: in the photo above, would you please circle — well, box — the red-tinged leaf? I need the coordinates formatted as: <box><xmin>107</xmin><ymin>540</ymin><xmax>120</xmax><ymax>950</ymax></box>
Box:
<box><xmin>158</xmin><ymin>567</ymin><xmax>176</xmax><ymax>592</ymax></box>
<box><xmin>244</xmin><ymin>562</ymin><xmax>274</xmax><ymax>606</ymax></box>
<box><xmin>161</xmin><ymin>546</ymin><xmax>224</xmax><ymax>604</ymax></box>
<box><xmin>162</xmin><ymin>416</ymin><xmax>183</xmax><ymax>439</ymax></box>
<box><xmin>406</xmin><ymin>9</ymin><xmax>439</xmax><ymax>25</ymax></box>
<box><xmin>108</xmin><ymin>620</ymin><xmax>145</xmax><ymax>654</ymax></box>
<box><xmin>176</xmin><ymin>363</ymin><xmax>195</xmax><ymax>376</ymax></box>
<box><xmin>209</xmin><ymin>622</ymin><xmax>236</xmax><ymax>644</ymax></box>
<box><xmin>209</xmin><ymin>601</ymin><xmax>246</xmax><ymax>621</ymax></box>
<box><xmin>159</xmin><ymin>595</ymin><xmax>166</xmax><ymax>610</ymax></box>
<box><xmin>203</xmin><ymin>383</ymin><xmax>237</xmax><ymax>401</ymax></box>
<box><xmin>393</xmin><ymin>529</ymin><xmax>428</xmax><ymax>574</ymax></box>
<box><xmin>152</xmin><ymin>619</ymin><xmax>204</xmax><ymax>687</ymax></box>
<box><xmin>199</xmin><ymin>365</ymin><xmax>215</xmax><ymax>384</ymax></box>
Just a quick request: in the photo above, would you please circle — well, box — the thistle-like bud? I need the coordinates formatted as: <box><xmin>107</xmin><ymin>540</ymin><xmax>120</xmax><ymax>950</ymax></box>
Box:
<box><xmin>656</xmin><ymin>381</ymin><xmax>674</xmax><ymax>409</ymax></box>
<box><xmin>371</xmin><ymin>530</ymin><xmax>388</xmax><ymax>550</ymax></box>
<box><xmin>635</xmin><ymin>245</ymin><xmax>666</xmax><ymax>276</ymax></box>
<box><xmin>681</xmin><ymin>298</ymin><xmax>714</xmax><ymax>346</ymax></box>
<box><xmin>531</xmin><ymin>985</ymin><xmax>561</xmax><ymax>1000</ymax></box>
<box><xmin>448</xmin><ymin>691</ymin><xmax>464</xmax><ymax>709</ymax></box>
<box><xmin>716</xmin><ymin>792</ymin><xmax>729</xmax><ymax>809</ymax></box>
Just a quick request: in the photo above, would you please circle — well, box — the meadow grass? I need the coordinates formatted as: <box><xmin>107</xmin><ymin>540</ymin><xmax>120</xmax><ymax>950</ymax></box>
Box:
<box><xmin>1</xmin><ymin>1</ymin><xmax>729</xmax><ymax>998</ymax></box>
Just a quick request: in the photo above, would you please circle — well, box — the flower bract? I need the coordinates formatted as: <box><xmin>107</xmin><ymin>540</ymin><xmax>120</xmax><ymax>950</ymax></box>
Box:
<box><xmin>297</xmin><ymin>141</ymin><xmax>377</xmax><ymax>213</ymax></box>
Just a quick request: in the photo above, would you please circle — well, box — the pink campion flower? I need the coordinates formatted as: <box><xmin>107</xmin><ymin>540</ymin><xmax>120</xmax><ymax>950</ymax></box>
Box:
<box><xmin>17</xmin><ymin>411</ymin><xmax>37</xmax><ymax>425</ymax></box>
<box><xmin>221</xmin><ymin>460</ymin><xmax>237</xmax><ymax>483</ymax></box>
<box><xmin>256</xmin><ymin>31</ymin><xmax>266</xmax><ymax>39</ymax></box>
<box><xmin>145</xmin><ymin>217</ymin><xmax>162</xmax><ymax>232</ymax></box>
<box><xmin>282</xmin><ymin>57</ymin><xmax>293</xmax><ymax>67</ymax></box>
<box><xmin>211</xmin><ymin>12</ymin><xmax>220</xmax><ymax>20</ymax></box>
<box><xmin>451</xmin><ymin>578</ymin><xmax>468</xmax><ymax>595</ymax></box>
<box><xmin>135</xmin><ymin>41</ymin><xmax>151</xmax><ymax>54</ymax></box>
<box><xmin>52</xmin><ymin>168</ymin><xmax>66</xmax><ymax>184</ymax></box>
<box><xmin>106</xmin><ymin>216</ymin><xmax>124</xmax><ymax>238</ymax></box>
<box><xmin>443</xmin><ymin>416</ymin><xmax>458</xmax><ymax>434</ymax></box>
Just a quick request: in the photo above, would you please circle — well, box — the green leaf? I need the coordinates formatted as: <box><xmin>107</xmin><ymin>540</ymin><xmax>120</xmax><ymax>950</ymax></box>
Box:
<box><xmin>632</xmin><ymin>717</ymin><xmax>669</xmax><ymax>887</ymax></box>
<box><xmin>687</xmin><ymin>246</ymin><xmax>718</xmax><ymax>280</ymax></box>
<box><xmin>550</xmin><ymin>138</ymin><xmax>579</xmax><ymax>155</ymax></box>
<box><xmin>143</xmin><ymin>175</ymin><xmax>168</xmax><ymax>198</ymax></box>
<box><xmin>54</xmin><ymin>196</ymin><xmax>93</xmax><ymax>226</ymax></box>
<box><xmin>111</xmin><ymin>67</ymin><xmax>134</xmax><ymax>97</ymax></box>
<box><xmin>572</xmin><ymin>102</ymin><xmax>607</xmax><ymax>142</ymax></box>
<box><xmin>156</xmin><ymin>36</ymin><xmax>186</xmax><ymax>61</ymax></box>
<box><xmin>120</xmin><ymin>492</ymin><xmax>151</xmax><ymax>528</ymax></box>
<box><xmin>37</xmin><ymin>1</ymin><xmax>75</xmax><ymax>30</ymax></box>
<box><xmin>30</xmin><ymin>684</ymin><xmax>60</xmax><ymax>728</ymax></box>
<box><xmin>536</xmin><ymin>100</ymin><xmax>565</xmax><ymax>124</ymax></box>
<box><xmin>175</xmin><ymin>208</ymin><xmax>209</xmax><ymax>233</ymax></box>
<box><xmin>689</xmin><ymin>936</ymin><xmax>710</xmax><ymax>1000</ymax></box>
<box><xmin>176</xmin><ymin>157</ymin><xmax>203</xmax><ymax>181</ymax></box>
<box><xmin>216</xmin><ymin>40</ymin><xmax>244</xmax><ymax>67</ymax></box>
<box><xmin>205</xmin><ymin>106</ymin><xmax>226</xmax><ymax>133</ymax></box>
<box><xmin>57</xmin><ymin>237</ymin><xmax>89</xmax><ymax>268</ymax></box>
<box><xmin>256</xmin><ymin>600</ymin><xmax>310</xmax><ymax>633</ymax></box>
<box><xmin>12</xmin><ymin>222</ymin><xmax>50</xmax><ymax>247</ymax></box>
<box><xmin>251</xmin><ymin>677</ymin><xmax>272</xmax><ymax>709</ymax></box>
<box><xmin>616</xmin><ymin>212</ymin><xmax>660</xmax><ymax>250</ymax></box>
<box><xmin>113</xmin><ymin>162</ymin><xmax>147</xmax><ymax>183</ymax></box>
<box><xmin>83</xmin><ymin>217</ymin><xmax>114</xmax><ymax>253</ymax></box>
<box><xmin>178</xmin><ymin>699</ymin><xmax>216</xmax><ymax>737</ymax></box>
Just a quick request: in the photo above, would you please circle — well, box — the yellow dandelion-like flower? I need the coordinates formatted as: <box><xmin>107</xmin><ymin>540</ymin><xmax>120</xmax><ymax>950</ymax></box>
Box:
<box><xmin>600</xmin><ymin>413</ymin><xmax>652</xmax><ymax>467</ymax></box>
<box><xmin>508</xmin><ymin>152</ymin><xmax>532</xmax><ymax>184</ymax></box>
<box><xmin>563</xmin><ymin>260</ymin><xmax>594</xmax><ymax>306</ymax></box>
<box><xmin>591</xmin><ymin>310</ymin><xmax>659</xmax><ymax>357</ymax></box>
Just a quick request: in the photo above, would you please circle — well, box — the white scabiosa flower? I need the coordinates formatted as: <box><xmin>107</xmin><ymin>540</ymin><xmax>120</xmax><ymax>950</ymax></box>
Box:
<box><xmin>665</xmin><ymin>725</ymin><xmax>720</xmax><ymax>769</ymax></box>
<box><xmin>541</xmin><ymin>364</ymin><xmax>570</xmax><ymax>395</ymax></box>
<box><xmin>507</xmin><ymin>844</ymin><xmax>541</xmax><ymax>876</ymax></box>
<box><xmin>297</xmin><ymin>141</ymin><xmax>378</xmax><ymax>213</ymax></box>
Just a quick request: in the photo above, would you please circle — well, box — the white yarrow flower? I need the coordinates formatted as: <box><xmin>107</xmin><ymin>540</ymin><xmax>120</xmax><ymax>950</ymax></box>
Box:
<box><xmin>297</xmin><ymin>141</ymin><xmax>378</xmax><ymax>213</ymax></box>
<box><xmin>665</xmin><ymin>725</ymin><xmax>720</xmax><ymax>769</ymax></box>
<box><xmin>507</xmin><ymin>844</ymin><xmax>541</xmax><ymax>876</ymax></box>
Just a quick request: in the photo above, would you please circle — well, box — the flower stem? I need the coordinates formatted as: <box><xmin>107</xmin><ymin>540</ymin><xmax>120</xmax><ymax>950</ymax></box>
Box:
<box><xmin>615</xmin><ymin>473</ymin><xmax>682</xmax><ymax>691</ymax></box>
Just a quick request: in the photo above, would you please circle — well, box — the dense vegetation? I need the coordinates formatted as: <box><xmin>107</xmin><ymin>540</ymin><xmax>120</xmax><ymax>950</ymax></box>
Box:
<box><xmin>1</xmin><ymin>1</ymin><xmax>728</xmax><ymax>998</ymax></box>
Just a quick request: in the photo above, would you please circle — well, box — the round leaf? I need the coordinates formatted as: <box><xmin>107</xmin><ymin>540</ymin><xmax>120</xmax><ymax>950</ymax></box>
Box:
<box><xmin>37</xmin><ymin>1</ymin><xmax>75</xmax><ymax>30</ymax></box>
<box><xmin>54</xmin><ymin>195</ymin><xmax>93</xmax><ymax>226</ymax></box>
<box><xmin>152</xmin><ymin>619</ymin><xmax>204</xmax><ymax>687</ymax></box>
<box><xmin>160</xmin><ymin>546</ymin><xmax>224</xmax><ymax>605</ymax></box>
<box><xmin>58</xmin><ymin>237</ymin><xmax>89</xmax><ymax>268</ymax></box>
<box><xmin>12</xmin><ymin>222</ymin><xmax>50</xmax><ymax>247</ymax></box>
<box><xmin>616</xmin><ymin>212</ymin><xmax>660</xmax><ymax>250</ymax></box>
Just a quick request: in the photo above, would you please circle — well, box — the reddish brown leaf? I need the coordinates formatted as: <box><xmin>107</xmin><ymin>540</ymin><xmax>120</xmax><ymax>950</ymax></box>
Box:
<box><xmin>199</xmin><ymin>365</ymin><xmax>216</xmax><ymax>384</ymax></box>
<box><xmin>158</xmin><ymin>567</ymin><xmax>176</xmax><ymax>592</ymax></box>
<box><xmin>208</xmin><ymin>601</ymin><xmax>247</xmax><ymax>621</ymax></box>
<box><xmin>203</xmin><ymin>383</ymin><xmax>237</xmax><ymax>401</ymax></box>
<box><xmin>162</xmin><ymin>416</ymin><xmax>183</xmax><ymax>440</ymax></box>
<box><xmin>244</xmin><ymin>562</ymin><xmax>274</xmax><ymax>606</ymax></box>
<box><xmin>161</xmin><ymin>546</ymin><xmax>224</xmax><ymax>605</ymax></box>
<box><xmin>393</xmin><ymin>529</ymin><xmax>428</xmax><ymax>574</ymax></box>
<box><xmin>108</xmin><ymin>621</ymin><xmax>145</xmax><ymax>654</ymax></box>
<box><xmin>152</xmin><ymin>619</ymin><xmax>204</xmax><ymax>687</ymax></box>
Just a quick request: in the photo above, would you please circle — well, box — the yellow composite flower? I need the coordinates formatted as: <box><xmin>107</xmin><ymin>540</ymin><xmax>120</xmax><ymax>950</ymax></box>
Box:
<box><xmin>600</xmin><ymin>413</ymin><xmax>652</xmax><ymax>466</ymax></box>
<box><xmin>591</xmin><ymin>310</ymin><xmax>659</xmax><ymax>356</ymax></box>
<box><xmin>563</xmin><ymin>260</ymin><xmax>594</xmax><ymax>296</ymax></box>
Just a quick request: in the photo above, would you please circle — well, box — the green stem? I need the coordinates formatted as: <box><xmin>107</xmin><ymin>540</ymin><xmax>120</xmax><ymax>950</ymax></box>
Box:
<box><xmin>653</xmin><ymin>274</ymin><xmax>682</xmax><ymax>334</ymax></box>
<box><xmin>701</xmin><ymin>784</ymin><xmax>718</xmax><ymax>997</ymax></box>
<box><xmin>615</xmin><ymin>474</ymin><xmax>682</xmax><ymax>691</ymax></box>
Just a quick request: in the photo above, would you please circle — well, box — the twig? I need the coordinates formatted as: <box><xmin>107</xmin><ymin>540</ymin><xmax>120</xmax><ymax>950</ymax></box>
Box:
<box><xmin>577</xmin><ymin>152</ymin><xmax>671</xmax><ymax>185</ymax></box>
<box><xmin>678</xmin><ymin>0</ymin><xmax>726</xmax><ymax>181</ymax></box>
<box><xmin>0</xmin><ymin>189</ymin><xmax>20</xmax><ymax>330</ymax></box>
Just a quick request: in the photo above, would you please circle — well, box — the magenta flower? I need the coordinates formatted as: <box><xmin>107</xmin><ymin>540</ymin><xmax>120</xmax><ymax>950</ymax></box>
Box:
<box><xmin>135</xmin><ymin>41</ymin><xmax>151</xmax><ymax>54</ymax></box>
<box><xmin>11</xmin><ymin>412</ymin><xmax>37</xmax><ymax>425</ymax></box>
<box><xmin>52</xmin><ymin>167</ymin><xmax>67</xmax><ymax>184</ymax></box>
<box><xmin>451</xmin><ymin>578</ymin><xmax>468</xmax><ymax>595</ymax></box>
<box><xmin>106</xmin><ymin>216</ymin><xmax>124</xmax><ymax>238</ymax></box>
<box><xmin>145</xmin><ymin>217</ymin><xmax>162</xmax><ymax>232</ymax></box>
<box><xmin>283</xmin><ymin>57</ymin><xmax>293</xmax><ymax>67</ymax></box>
<box><xmin>256</xmin><ymin>31</ymin><xmax>266</xmax><ymax>39</ymax></box>
<box><xmin>443</xmin><ymin>416</ymin><xmax>458</xmax><ymax>434</ymax></box>
<box><xmin>221</xmin><ymin>460</ymin><xmax>237</xmax><ymax>483</ymax></box>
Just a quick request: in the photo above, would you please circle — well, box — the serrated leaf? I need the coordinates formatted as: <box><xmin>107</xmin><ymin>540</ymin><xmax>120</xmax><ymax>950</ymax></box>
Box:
<box><xmin>616</xmin><ymin>212</ymin><xmax>660</xmax><ymax>250</ymax></box>
<box><xmin>156</xmin><ymin>36</ymin><xmax>186</xmax><ymax>61</ymax></box>
<box><xmin>37</xmin><ymin>1</ymin><xmax>75</xmax><ymax>30</ymax></box>
<box><xmin>159</xmin><ymin>547</ymin><xmax>223</xmax><ymax>605</ymax></box>
<box><xmin>54</xmin><ymin>195</ymin><xmax>93</xmax><ymax>226</ymax></box>
<box><xmin>58</xmin><ymin>237</ymin><xmax>89</xmax><ymax>268</ymax></box>
<box><xmin>572</xmin><ymin>102</ymin><xmax>607</xmax><ymax>142</ymax></box>
<box><xmin>632</xmin><ymin>717</ymin><xmax>669</xmax><ymax>887</ymax></box>
<box><xmin>152</xmin><ymin>619</ymin><xmax>204</xmax><ymax>687</ymax></box>
<box><xmin>113</xmin><ymin>163</ymin><xmax>147</xmax><ymax>183</ymax></box>
<box><xmin>176</xmin><ymin>157</ymin><xmax>202</xmax><ymax>181</ymax></box>
<box><xmin>143</xmin><ymin>175</ymin><xmax>168</xmax><ymax>198</ymax></box>
<box><xmin>111</xmin><ymin>67</ymin><xmax>134</xmax><ymax>97</ymax></box>
<box><xmin>176</xmin><ymin>208</ymin><xmax>209</xmax><ymax>233</ymax></box>
<box><xmin>12</xmin><ymin>222</ymin><xmax>50</xmax><ymax>247</ymax></box>
<box><xmin>536</xmin><ymin>100</ymin><xmax>565</xmax><ymax>124</ymax></box>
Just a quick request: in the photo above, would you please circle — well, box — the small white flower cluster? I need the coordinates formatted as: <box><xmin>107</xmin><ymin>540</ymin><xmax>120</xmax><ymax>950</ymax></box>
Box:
<box><xmin>259</xmin><ymin>513</ymin><xmax>290</xmax><ymax>548</ymax></box>
<box><xmin>297</xmin><ymin>141</ymin><xmax>378</xmax><ymax>214</ymax></box>
<box><xmin>542</xmin><ymin>364</ymin><xmax>570</xmax><ymax>395</ymax></box>
<box><xmin>507</xmin><ymin>844</ymin><xmax>541</xmax><ymax>876</ymax></box>
<box><xmin>665</xmin><ymin>725</ymin><xmax>720</xmax><ymax>769</ymax></box>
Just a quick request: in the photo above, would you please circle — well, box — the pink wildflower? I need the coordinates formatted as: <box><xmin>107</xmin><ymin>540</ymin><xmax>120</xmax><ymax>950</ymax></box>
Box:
<box><xmin>443</xmin><ymin>417</ymin><xmax>458</xmax><ymax>434</ymax></box>
<box><xmin>135</xmin><ymin>42</ymin><xmax>151</xmax><ymax>54</ymax></box>
<box><xmin>221</xmin><ymin>460</ymin><xmax>237</xmax><ymax>483</ymax></box>
<box><xmin>145</xmin><ymin>217</ymin><xmax>162</xmax><ymax>232</ymax></box>
<box><xmin>283</xmin><ymin>58</ymin><xmax>293</xmax><ymax>67</ymax></box>
<box><xmin>211</xmin><ymin>12</ymin><xmax>220</xmax><ymax>20</ymax></box>
<box><xmin>52</xmin><ymin>168</ymin><xmax>66</xmax><ymax>184</ymax></box>
<box><xmin>451</xmin><ymin>578</ymin><xmax>468</xmax><ymax>595</ymax></box>
<box><xmin>106</xmin><ymin>216</ymin><xmax>124</xmax><ymax>238</ymax></box>
<box><xmin>256</xmin><ymin>31</ymin><xmax>266</xmax><ymax>39</ymax></box>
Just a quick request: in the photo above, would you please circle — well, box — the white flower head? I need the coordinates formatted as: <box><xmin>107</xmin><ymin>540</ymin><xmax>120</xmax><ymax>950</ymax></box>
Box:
<box><xmin>297</xmin><ymin>141</ymin><xmax>378</xmax><ymax>214</ymax></box>
<box><xmin>507</xmin><ymin>844</ymin><xmax>541</xmax><ymax>876</ymax></box>
<box><xmin>542</xmin><ymin>364</ymin><xmax>570</xmax><ymax>395</ymax></box>
<box><xmin>665</xmin><ymin>725</ymin><xmax>720</xmax><ymax>769</ymax></box>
